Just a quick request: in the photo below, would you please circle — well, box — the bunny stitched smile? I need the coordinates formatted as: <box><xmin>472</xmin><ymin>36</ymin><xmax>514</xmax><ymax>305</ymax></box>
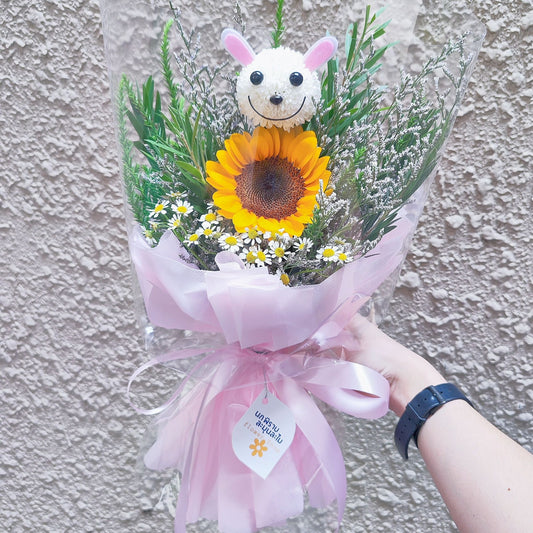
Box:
<box><xmin>247</xmin><ymin>94</ymin><xmax>307</xmax><ymax>122</ymax></box>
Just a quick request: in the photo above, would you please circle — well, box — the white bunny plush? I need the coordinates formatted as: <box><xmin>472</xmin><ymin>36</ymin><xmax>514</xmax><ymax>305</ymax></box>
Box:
<box><xmin>222</xmin><ymin>29</ymin><xmax>338</xmax><ymax>131</ymax></box>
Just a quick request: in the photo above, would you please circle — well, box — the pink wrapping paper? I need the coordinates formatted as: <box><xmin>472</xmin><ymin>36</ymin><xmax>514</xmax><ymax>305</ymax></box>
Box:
<box><xmin>140</xmin><ymin>347</ymin><xmax>390</xmax><ymax>533</ymax></box>
<box><xmin>128</xmin><ymin>210</ymin><xmax>417</xmax><ymax>532</ymax></box>
<box><xmin>130</xmin><ymin>211</ymin><xmax>415</xmax><ymax>352</ymax></box>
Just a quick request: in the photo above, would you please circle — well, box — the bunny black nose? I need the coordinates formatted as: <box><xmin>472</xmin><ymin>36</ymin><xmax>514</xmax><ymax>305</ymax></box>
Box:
<box><xmin>270</xmin><ymin>94</ymin><xmax>283</xmax><ymax>105</ymax></box>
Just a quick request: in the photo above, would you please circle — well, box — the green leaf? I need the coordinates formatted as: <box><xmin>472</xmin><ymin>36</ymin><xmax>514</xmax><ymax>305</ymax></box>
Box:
<box><xmin>175</xmin><ymin>160</ymin><xmax>204</xmax><ymax>181</ymax></box>
<box><xmin>364</xmin><ymin>43</ymin><xmax>394</xmax><ymax>70</ymax></box>
<box><xmin>345</xmin><ymin>22</ymin><xmax>358</xmax><ymax>70</ymax></box>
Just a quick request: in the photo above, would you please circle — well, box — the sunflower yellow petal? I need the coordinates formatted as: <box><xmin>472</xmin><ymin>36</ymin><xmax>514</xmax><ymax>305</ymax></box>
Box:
<box><xmin>295</xmin><ymin>196</ymin><xmax>317</xmax><ymax>214</ymax></box>
<box><xmin>304</xmin><ymin>156</ymin><xmax>330</xmax><ymax>185</ymax></box>
<box><xmin>218</xmin><ymin>208</ymin><xmax>235</xmax><ymax>218</ymax></box>
<box><xmin>228</xmin><ymin>132</ymin><xmax>254</xmax><ymax>165</ymax></box>
<box><xmin>206</xmin><ymin>169</ymin><xmax>237</xmax><ymax>190</ymax></box>
<box><xmin>261</xmin><ymin>127</ymin><xmax>276</xmax><ymax>159</ymax></box>
<box><xmin>282</xmin><ymin>217</ymin><xmax>304</xmax><ymax>236</ymax></box>
<box><xmin>270</xmin><ymin>126</ymin><xmax>281</xmax><ymax>156</ymax></box>
<box><xmin>233</xmin><ymin>209</ymin><xmax>258</xmax><ymax>231</ymax></box>
<box><xmin>206</xmin><ymin>160</ymin><xmax>233</xmax><ymax>178</ymax></box>
<box><xmin>300</xmin><ymin>147</ymin><xmax>322</xmax><ymax>178</ymax></box>
<box><xmin>212</xmin><ymin>191</ymin><xmax>242</xmax><ymax>212</ymax></box>
<box><xmin>217</xmin><ymin>150</ymin><xmax>242</xmax><ymax>175</ymax></box>
<box><xmin>283</xmin><ymin>130</ymin><xmax>315</xmax><ymax>161</ymax></box>
<box><xmin>249</xmin><ymin>127</ymin><xmax>273</xmax><ymax>161</ymax></box>
<box><xmin>278</xmin><ymin>128</ymin><xmax>294</xmax><ymax>159</ymax></box>
<box><xmin>290</xmin><ymin>137</ymin><xmax>318</xmax><ymax>168</ymax></box>
<box><xmin>247</xmin><ymin>131</ymin><xmax>260</xmax><ymax>162</ymax></box>
<box><xmin>225</xmin><ymin>138</ymin><xmax>247</xmax><ymax>168</ymax></box>
<box><xmin>257</xmin><ymin>217</ymin><xmax>282</xmax><ymax>233</ymax></box>
<box><xmin>298</xmin><ymin>194</ymin><xmax>319</xmax><ymax>207</ymax></box>
<box><xmin>290</xmin><ymin>126</ymin><xmax>304</xmax><ymax>136</ymax></box>
<box><xmin>303</xmin><ymin>183</ymin><xmax>320</xmax><ymax>195</ymax></box>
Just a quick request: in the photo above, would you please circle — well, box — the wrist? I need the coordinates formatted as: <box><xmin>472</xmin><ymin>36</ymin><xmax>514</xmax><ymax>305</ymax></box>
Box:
<box><xmin>394</xmin><ymin>383</ymin><xmax>474</xmax><ymax>459</ymax></box>
<box><xmin>389</xmin><ymin>350</ymin><xmax>445</xmax><ymax>417</ymax></box>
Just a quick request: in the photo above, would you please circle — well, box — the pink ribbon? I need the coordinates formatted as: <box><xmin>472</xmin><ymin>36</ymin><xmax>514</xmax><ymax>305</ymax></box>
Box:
<box><xmin>131</xmin><ymin>343</ymin><xmax>389</xmax><ymax>533</ymax></box>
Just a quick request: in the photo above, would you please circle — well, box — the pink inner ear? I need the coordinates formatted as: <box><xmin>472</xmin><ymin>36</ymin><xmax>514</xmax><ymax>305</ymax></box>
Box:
<box><xmin>221</xmin><ymin>28</ymin><xmax>256</xmax><ymax>66</ymax></box>
<box><xmin>304</xmin><ymin>36</ymin><xmax>338</xmax><ymax>71</ymax></box>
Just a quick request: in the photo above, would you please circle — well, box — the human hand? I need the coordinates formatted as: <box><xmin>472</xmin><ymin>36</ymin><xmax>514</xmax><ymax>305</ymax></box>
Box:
<box><xmin>344</xmin><ymin>315</ymin><xmax>445</xmax><ymax>416</ymax></box>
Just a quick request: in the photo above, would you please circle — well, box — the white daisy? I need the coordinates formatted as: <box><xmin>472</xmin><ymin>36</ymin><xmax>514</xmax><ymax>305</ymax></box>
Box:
<box><xmin>200</xmin><ymin>210</ymin><xmax>222</xmax><ymax>226</ymax></box>
<box><xmin>169</xmin><ymin>191</ymin><xmax>185</xmax><ymax>199</ymax></box>
<box><xmin>254</xmin><ymin>247</ymin><xmax>271</xmax><ymax>266</ymax></box>
<box><xmin>276</xmin><ymin>269</ymin><xmax>290</xmax><ymax>286</ymax></box>
<box><xmin>295</xmin><ymin>237</ymin><xmax>313</xmax><ymax>252</ymax></box>
<box><xmin>273</xmin><ymin>229</ymin><xmax>292</xmax><ymax>244</ymax></box>
<box><xmin>336</xmin><ymin>247</ymin><xmax>354</xmax><ymax>264</ymax></box>
<box><xmin>218</xmin><ymin>233</ymin><xmax>242</xmax><ymax>253</ymax></box>
<box><xmin>149</xmin><ymin>200</ymin><xmax>169</xmax><ymax>218</ymax></box>
<box><xmin>268</xmin><ymin>240</ymin><xmax>292</xmax><ymax>262</ymax></box>
<box><xmin>168</xmin><ymin>215</ymin><xmax>182</xmax><ymax>230</ymax></box>
<box><xmin>239</xmin><ymin>247</ymin><xmax>258</xmax><ymax>267</ymax></box>
<box><xmin>317</xmin><ymin>245</ymin><xmax>340</xmax><ymax>262</ymax></box>
<box><xmin>172</xmin><ymin>199</ymin><xmax>193</xmax><ymax>216</ymax></box>
<box><xmin>242</xmin><ymin>227</ymin><xmax>263</xmax><ymax>246</ymax></box>
<box><xmin>186</xmin><ymin>232</ymin><xmax>200</xmax><ymax>245</ymax></box>
<box><xmin>198</xmin><ymin>222</ymin><xmax>216</xmax><ymax>238</ymax></box>
<box><xmin>143</xmin><ymin>228</ymin><xmax>157</xmax><ymax>246</ymax></box>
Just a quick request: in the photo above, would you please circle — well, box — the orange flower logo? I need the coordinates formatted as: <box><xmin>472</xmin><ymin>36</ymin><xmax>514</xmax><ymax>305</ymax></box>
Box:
<box><xmin>249</xmin><ymin>438</ymin><xmax>268</xmax><ymax>458</ymax></box>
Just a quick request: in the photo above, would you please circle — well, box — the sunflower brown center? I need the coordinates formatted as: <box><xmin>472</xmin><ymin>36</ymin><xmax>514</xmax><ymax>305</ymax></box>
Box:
<box><xmin>235</xmin><ymin>157</ymin><xmax>305</xmax><ymax>220</ymax></box>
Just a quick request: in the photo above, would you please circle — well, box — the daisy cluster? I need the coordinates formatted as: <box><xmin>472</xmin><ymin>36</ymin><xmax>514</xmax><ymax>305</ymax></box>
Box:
<box><xmin>143</xmin><ymin>191</ymin><xmax>356</xmax><ymax>285</ymax></box>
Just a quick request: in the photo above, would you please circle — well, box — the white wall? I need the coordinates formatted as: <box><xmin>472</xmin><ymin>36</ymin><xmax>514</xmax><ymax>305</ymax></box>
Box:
<box><xmin>1</xmin><ymin>0</ymin><xmax>531</xmax><ymax>531</ymax></box>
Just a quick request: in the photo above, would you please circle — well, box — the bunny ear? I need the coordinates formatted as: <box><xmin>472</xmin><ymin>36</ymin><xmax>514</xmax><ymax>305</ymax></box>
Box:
<box><xmin>221</xmin><ymin>28</ymin><xmax>256</xmax><ymax>66</ymax></box>
<box><xmin>303</xmin><ymin>36</ymin><xmax>338</xmax><ymax>70</ymax></box>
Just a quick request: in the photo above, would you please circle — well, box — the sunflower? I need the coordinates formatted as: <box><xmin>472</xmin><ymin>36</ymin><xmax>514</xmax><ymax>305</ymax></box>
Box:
<box><xmin>205</xmin><ymin>126</ymin><xmax>330</xmax><ymax>237</ymax></box>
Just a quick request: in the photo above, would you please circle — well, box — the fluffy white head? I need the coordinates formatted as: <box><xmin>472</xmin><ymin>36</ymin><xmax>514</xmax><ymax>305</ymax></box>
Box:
<box><xmin>222</xmin><ymin>30</ymin><xmax>338</xmax><ymax>131</ymax></box>
<box><xmin>237</xmin><ymin>47</ymin><xmax>320</xmax><ymax>130</ymax></box>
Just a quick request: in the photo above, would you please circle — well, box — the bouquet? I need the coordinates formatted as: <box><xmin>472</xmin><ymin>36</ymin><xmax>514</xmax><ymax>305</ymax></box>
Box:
<box><xmin>100</xmin><ymin>1</ymin><xmax>484</xmax><ymax>531</ymax></box>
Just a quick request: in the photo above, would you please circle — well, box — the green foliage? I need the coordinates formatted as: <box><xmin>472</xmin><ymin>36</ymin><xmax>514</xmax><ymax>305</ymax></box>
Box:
<box><xmin>309</xmin><ymin>7</ymin><xmax>473</xmax><ymax>249</ymax></box>
<box><xmin>118</xmin><ymin>10</ymin><xmax>229</xmax><ymax>222</ymax></box>
<box><xmin>161</xmin><ymin>19</ymin><xmax>179</xmax><ymax>110</ymax></box>
<box><xmin>117</xmin><ymin>76</ymin><xmax>167</xmax><ymax>227</ymax></box>
<box><xmin>271</xmin><ymin>0</ymin><xmax>285</xmax><ymax>48</ymax></box>
<box><xmin>117</xmin><ymin>4</ymin><xmax>473</xmax><ymax>285</ymax></box>
<box><xmin>309</xmin><ymin>7</ymin><xmax>393</xmax><ymax>154</ymax></box>
<box><xmin>125</xmin><ymin>76</ymin><xmax>166</xmax><ymax>169</ymax></box>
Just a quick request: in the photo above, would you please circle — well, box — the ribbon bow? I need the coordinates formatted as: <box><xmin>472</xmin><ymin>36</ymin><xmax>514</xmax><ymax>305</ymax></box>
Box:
<box><xmin>130</xmin><ymin>340</ymin><xmax>389</xmax><ymax>533</ymax></box>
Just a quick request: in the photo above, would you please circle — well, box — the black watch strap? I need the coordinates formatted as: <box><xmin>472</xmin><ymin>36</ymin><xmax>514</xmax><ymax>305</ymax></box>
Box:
<box><xmin>394</xmin><ymin>383</ymin><xmax>473</xmax><ymax>460</ymax></box>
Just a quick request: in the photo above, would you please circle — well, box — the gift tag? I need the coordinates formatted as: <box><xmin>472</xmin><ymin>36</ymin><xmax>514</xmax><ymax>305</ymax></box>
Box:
<box><xmin>232</xmin><ymin>390</ymin><xmax>296</xmax><ymax>479</ymax></box>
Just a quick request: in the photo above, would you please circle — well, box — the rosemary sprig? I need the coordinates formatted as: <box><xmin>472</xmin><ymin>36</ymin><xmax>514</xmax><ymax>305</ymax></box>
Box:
<box><xmin>271</xmin><ymin>0</ymin><xmax>285</xmax><ymax>48</ymax></box>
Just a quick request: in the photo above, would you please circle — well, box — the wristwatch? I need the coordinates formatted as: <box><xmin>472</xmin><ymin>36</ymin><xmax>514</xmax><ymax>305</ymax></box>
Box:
<box><xmin>394</xmin><ymin>383</ymin><xmax>473</xmax><ymax>460</ymax></box>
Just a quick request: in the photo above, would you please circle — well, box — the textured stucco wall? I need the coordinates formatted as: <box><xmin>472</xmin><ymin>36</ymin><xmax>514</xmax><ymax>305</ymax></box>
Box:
<box><xmin>1</xmin><ymin>0</ymin><xmax>531</xmax><ymax>532</ymax></box>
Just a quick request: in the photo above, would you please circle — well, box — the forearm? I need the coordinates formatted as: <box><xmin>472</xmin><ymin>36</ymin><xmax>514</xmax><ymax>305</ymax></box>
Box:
<box><xmin>346</xmin><ymin>316</ymin><xmax>533</xmax><ymax>532</ymax></box>
<box><xmin>417</xmin><ymin>400</ymin><xmax>533</xmax><ymax>533</ymax></box>
<box><xmin>389</xmin><ymin>346</ymin><xmax>533</xmax><ymax>533</ymax></box>
<box><xmin>390</xmin><ymin>349</ymin><xmax>533</xmax><ymax>533</ymax></box>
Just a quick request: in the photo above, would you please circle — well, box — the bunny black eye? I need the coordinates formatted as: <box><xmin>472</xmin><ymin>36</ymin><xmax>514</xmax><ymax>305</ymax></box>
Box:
<box><xmin>250</xmin><ymin>71</ymin><xmax>264</xmax><ymax>85</ymax></box>
<box><xmin>289</xmin><ymin>72</ymin><xmax>303</xmax><ymax>86</ymax></box>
